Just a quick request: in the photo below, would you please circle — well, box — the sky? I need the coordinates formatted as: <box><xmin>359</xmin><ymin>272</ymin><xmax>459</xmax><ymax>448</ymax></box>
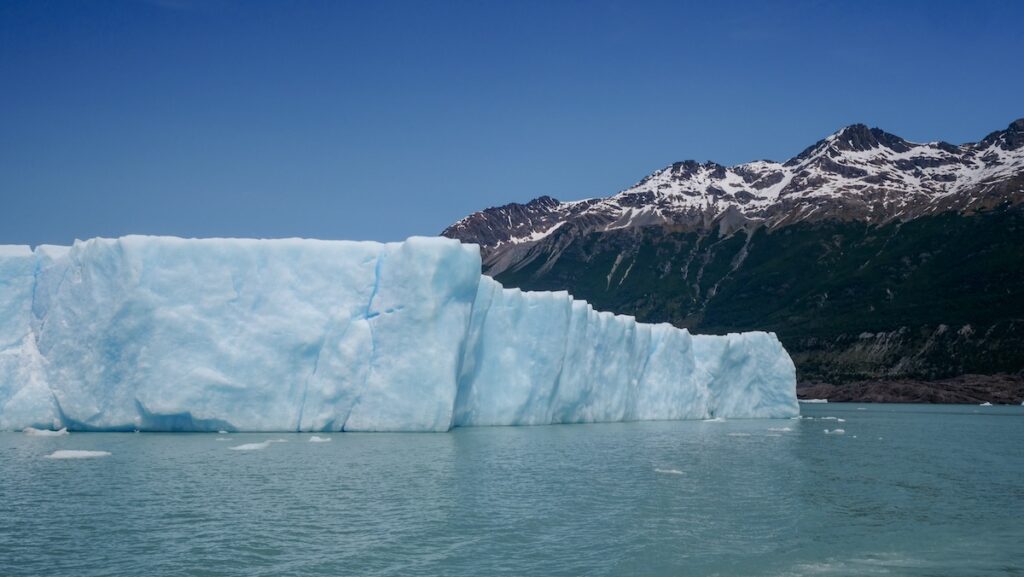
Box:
<box><xmin>1</xmin><ymin>0</ymin><xmax>1022</xmax><ymax>246</ymax></box>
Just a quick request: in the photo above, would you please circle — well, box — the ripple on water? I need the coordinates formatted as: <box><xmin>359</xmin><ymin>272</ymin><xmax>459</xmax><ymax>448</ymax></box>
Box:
<box><xmin>1</xmin><ymin>404</ymin><xmax>1022</xmax><ymax>576</ymax></box>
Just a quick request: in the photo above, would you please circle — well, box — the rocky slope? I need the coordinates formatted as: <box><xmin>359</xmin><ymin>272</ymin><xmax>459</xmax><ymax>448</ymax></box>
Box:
<box><xmin>797</xmin><ymin>374</ymin><xmax>1024</xmax><ymax>405</ymax></box>
<box><xmin>443</xmin><ymin>119</ymin><xmax>1024</xmax><ymax>401</ymax></box>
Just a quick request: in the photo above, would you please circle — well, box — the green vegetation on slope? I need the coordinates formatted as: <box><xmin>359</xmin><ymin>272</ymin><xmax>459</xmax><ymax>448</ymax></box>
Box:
<box><xmin>495</xmin><ymin>206</ymin><xmax>1024</xmax><ymax>383</ymax></box>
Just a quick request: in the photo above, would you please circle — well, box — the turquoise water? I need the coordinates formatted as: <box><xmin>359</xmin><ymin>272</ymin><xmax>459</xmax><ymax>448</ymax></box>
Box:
<box><xmin>2</xmin><ymin>403</ymin><xmax>1022</xmax><ymax>576</ymax></box>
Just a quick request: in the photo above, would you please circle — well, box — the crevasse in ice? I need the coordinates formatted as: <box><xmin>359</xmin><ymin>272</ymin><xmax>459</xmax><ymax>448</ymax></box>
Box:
<box><xmin>0</xmin><ymin>236</ymin><xmax>797</xmax><ymax>431</ymax></box>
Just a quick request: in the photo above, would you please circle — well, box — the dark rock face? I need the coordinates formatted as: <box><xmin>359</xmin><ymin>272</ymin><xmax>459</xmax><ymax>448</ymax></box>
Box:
<box><xmin>980</xmin><ymin>118</ymin><xmax>1024</xmax><ymax>151</ymax></box>
<box><xmin>829</xmin><ymin>124</ymin><xmax>912</xmax><ymax>153</ymax></box>
<box><xmin>442</xmin><ymin>119</ymin><xmax>1024</xmax><ymax>395</ymax></box>
<box><xmin>797</xmin><ymin>374</ymin><xmax>1024</xmax><ymax>404</ymax></box>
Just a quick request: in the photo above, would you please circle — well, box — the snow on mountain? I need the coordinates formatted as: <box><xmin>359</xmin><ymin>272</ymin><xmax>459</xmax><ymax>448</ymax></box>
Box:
<box><xmin>444</xmin><ymin>119</ymin><xmax>1024</xmax><ymax>268</ymax></box>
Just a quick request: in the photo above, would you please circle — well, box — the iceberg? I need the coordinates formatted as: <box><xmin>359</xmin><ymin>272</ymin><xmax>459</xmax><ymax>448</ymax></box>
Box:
<box><xmin>0</xmin><ymin>236</ymin><xmax>797</xmax><ymax>432</ymax></box>
<box><xmin>22</xmin><ymin>426</ymin><xmax>69</xmax><ymax>437</ymax></box>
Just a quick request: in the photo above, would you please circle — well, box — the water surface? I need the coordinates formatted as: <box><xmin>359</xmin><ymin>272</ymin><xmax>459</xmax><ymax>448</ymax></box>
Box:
<box><xmin>2</xmin><ymin>404</ymin><xmax>1022</xmax><ymax>576</ymax></box>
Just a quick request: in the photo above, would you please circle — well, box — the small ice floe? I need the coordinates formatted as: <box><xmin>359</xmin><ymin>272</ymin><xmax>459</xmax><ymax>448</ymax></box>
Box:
<box><xmin>727</xmin><ymin>432</ymin><xmax>751</xmax><ymax>437</ymax></box>
<box><xmin>215</xmin><ymin>437</ymin><xmax>229</xmax><ymax>441</ymax></box>
<box><xmin>799</xmin><ymin>399</ymin><xmax>828</xmax><ymax>404</ymax></box>
<box><xmin>654</xmin><ymin>468</ymin><xmax>684</xmax><ymax>475</ymax></box>
<box><xmin>837</xmin><ymin>418</ymin><xmax>846</xmax><ymax>423</ymax></box>
<box><xmin>309</xmin><ymin>435</ymin><xmax>332</xmax><ymax>443</ymax></box>
<box><xmin>230</xmin><ymin>438</ymin><xmax>288</xmax><ymax>451</ymax></box>
<box><xmin>768</xmin><ymin>427</ymin><xmax>792</xmax><ymax>432</ymax></box>
<box><xmin>824</xmin><ymin>429</ymin><xmax>846</xmax><ymax>435</ymax></box>
<box><xmin>979</xmin><ymin>402</ymin><xmax>992</xmax><ymax>406</ymax></box>
<box><xmin>229</xmin><ymin>441</ymin><xmax>273</xmax><ymax>451</ymax></box>
<box><xmin>790</xmin><ymin>415</ymin><xmax>804</xmax><ymax>420</ymax></box>
<box><xmin>23</xmin><ymin>427</ymin><xmax>69</xmax><ymax>437</ymax></box>
<box><xmin>217</xmin><ymin>430</ymin><xmax>229</xmax><ymax>434</ymax></box>
<box><xmin>702</xmin><ymin>417</ymin><xmax>726</xmax><ymax>423</ymax></box>
<box><xmin>45</xmin><ymin>450</ymin><xmax>110</xmax><ymax>459</ymax></box>
<box><xmin>856</xmin><ymin>407</ymin><xmax>866</xmax><ymax>411</ymax></box>
<box><xmin>820</xmin><ymin>416</ymin><xmax>839</xmax><ymax>421</ymax></box>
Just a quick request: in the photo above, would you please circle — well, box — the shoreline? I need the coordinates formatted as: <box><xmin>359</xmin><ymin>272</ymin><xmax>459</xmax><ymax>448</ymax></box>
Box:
<box><xmin>797</xmin><ymin>373</ymin><xmax>1024</xmax><ymax>405</ymax></box>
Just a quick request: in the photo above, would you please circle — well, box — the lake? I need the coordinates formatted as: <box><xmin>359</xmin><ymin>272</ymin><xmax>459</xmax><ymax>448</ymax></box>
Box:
<box><xmin>2</xmin><ymin>403</ymin><xmax>1021</xmax><ymax>576</ymax></box>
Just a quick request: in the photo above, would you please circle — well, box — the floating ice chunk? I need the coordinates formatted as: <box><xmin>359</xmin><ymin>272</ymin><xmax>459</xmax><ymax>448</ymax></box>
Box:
<box><xmin>824</xmin><ymin>429</ymin><xmax>846</xmax><ymax>435</ymax></box>
<box><xmin>229</xmin><ymin>441</ymin><xmax>274</xmax><ymax>451</ymax></box>
<box><xmin>820</xmin><ymin>416</ymin><xmax>838</xmax><ymax>421</ymax></box>
<box><xmin>703</xmin><ymin>417</ymin><xmax>727</xmax><ymax>423</ymax></box>
<box><xmin>308</xmin><ymin>435</ymin><xmax>331</xmax><ymax>443</ymax></box>
<box><xmin>23</xmin><ymin>427</ymin><xmax>68</xmax><ymax>437</ymax></box>
<box><xmin>654</xmin><ymin>468</ymin><xmax>683</xmax><ymax>475</ymax></box>
<box><xmin>856</xmin><ymin>407</ymin><xmax>866</xmax><ymax>411</ymax></box>
<box><xmin>768</xmin><ymin>427</ymin><xmax>792</xmax><ymax>432</ymax></box>
<box><xmin>45</xmin><ymin>450</ymin><xmax>110</xmax><ymax>459</ymax></box>
<box><xmin>837</xmin><ymin>418</ymin><xmax>846</xmax><ymax>422</ymax></box>
<box><xmin>799</xmin><ymin>399</ymin><xmax>828</xmax><ymax>403</ymax></box>
<box><xmin>217</xmin><ymin>430</ymin><xmax>228</xmax><ymax>434</ymax></box>
<box><xmin>727</xmin><ymin>432</ymin><xmax>751</xmax><ymax>437</ymax></box>
<box><xmin>979</xmin><ymin>402</ymin><xmax>992</xmax><ymax>406</ymax></box>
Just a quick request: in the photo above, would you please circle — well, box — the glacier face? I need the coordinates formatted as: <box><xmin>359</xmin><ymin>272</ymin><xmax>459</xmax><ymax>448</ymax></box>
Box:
<box><xmin>0</xmin><ymin>236</ymin><xmax>797</xmax><ymax>432</ymax></box>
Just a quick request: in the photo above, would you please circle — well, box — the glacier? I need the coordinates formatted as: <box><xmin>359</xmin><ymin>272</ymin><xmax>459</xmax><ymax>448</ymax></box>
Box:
<box><xmin>0</xmin><ymin>236</ymin><xmax>797</xmax><ymax>432</ymax></box>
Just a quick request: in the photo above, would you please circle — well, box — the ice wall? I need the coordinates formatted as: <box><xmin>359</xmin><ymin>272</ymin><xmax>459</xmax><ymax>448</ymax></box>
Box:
<box><xmin>0</xmin><ymin>236</ymin><xmax>797</xmax><ymax>432</ymax></box>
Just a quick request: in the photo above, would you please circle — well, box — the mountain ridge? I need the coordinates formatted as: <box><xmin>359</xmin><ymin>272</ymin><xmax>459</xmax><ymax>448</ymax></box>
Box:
<box><xmin>442</xmin><ymin>119</ymin><xmax>1024</xmax><ymax>395</ymax></box>
<box><xmin>445</xmin><ymin>118</ymin><xmax>1024</xmax><ymax>276</ymax></box>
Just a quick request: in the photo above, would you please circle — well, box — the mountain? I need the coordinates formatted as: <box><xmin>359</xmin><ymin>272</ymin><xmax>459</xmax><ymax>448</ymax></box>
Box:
<box><xmin>443</xmin><ymin>119</ymin><xmax>1024</xmax><ymax>400</ymax></box>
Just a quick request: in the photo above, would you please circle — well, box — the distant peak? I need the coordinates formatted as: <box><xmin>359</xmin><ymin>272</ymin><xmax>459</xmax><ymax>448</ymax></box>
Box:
<box><xmin>526</xmin><ymin>195</ymin><xmax>561</xmax><ymax>208</ymax></box>
<box><xmin>669</xmin><ymin>160</ymin><xmax>701</xmax><ymax>171</ymax></box>
<box><xmin>979</xmin><ymin>118</ymin><xmax>1024</xmax><ymax>151</ymax></box>
<box><xmin>831</xmin><ymin>124</ymin><xmax>910</xmax><ymax>153</ymax></box>
<box><xmin>1005</xmin><ymin>118</ymin><xmax>1024</xmax><ymax>150</ymax></box>
<box><xmin>835</xmin><ymin>123</ymin><xmax>871</xmax><ymax>138</ymax></box>
<box><xmin>666</xmin><ymin>160</ymin><xmax>725</xmax><ymax>175</ymax></box>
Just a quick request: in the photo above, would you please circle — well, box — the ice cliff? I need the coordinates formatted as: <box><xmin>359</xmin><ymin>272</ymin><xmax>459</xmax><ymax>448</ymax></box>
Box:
<box><xmin>0</xmin><ymin>236</ymin><xmax>797</xmax><ymax>432</ymax></box>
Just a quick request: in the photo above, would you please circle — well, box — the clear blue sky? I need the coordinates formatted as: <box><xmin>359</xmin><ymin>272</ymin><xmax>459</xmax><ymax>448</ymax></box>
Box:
<box><xmin>2</xmin><ymin>0</ymin><xmax>1021</xmax><ymax>246</ymax></box>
